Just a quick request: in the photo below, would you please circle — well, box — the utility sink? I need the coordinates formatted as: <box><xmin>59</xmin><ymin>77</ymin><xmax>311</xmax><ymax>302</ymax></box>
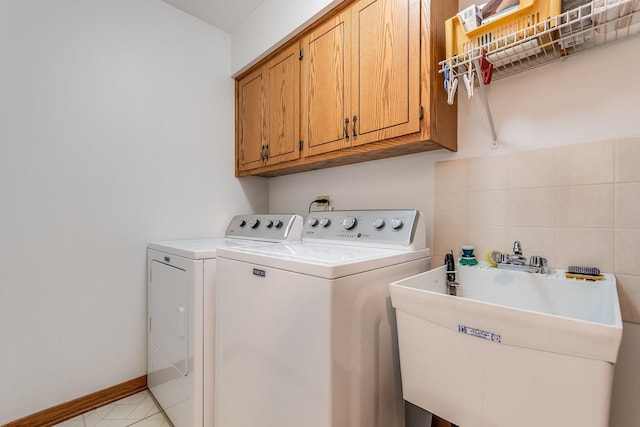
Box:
<box><xmin>389</xmin><ymin>262</ymin><xmax>623</xmax><ymax>427</ymax></box>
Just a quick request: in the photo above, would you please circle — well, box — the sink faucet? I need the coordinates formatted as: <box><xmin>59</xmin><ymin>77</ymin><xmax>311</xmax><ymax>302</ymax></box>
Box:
<box><xmin>506</xmin><ymin>240</ymin><xmax>527</xmax><ymax>265</ymax></box>
<box><xmin>496</xmin><ymin>241</ymin><xmax>548</xmax><ymax>274</ymax></box>
<box><xmin>445</xmin><ymin>252</ymin><xmax>459</xmax><ymax>296</ymax></box>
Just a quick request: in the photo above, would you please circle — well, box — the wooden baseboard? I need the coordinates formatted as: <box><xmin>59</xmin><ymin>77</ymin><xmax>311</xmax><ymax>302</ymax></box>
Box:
<box><xmin>432</xmin><ymin>414</ymin><xmax>453</xmax><ymax>427</ymax></box>
<box><xmin>2</xmin><ymin>375</ymin><xmax>147</xmax><ymax>427</ymax></box>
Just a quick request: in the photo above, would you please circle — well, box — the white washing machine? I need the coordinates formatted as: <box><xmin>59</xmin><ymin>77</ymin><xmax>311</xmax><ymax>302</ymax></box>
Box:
<box><xmin>146</xmin><ymin>213</ymin><xmax>303</xmax><ymax>427</ymax></box>
<box><xmin>215</xmin><ymin>209</ymin><xmax>430</xmax><ymax>427</ymax></box>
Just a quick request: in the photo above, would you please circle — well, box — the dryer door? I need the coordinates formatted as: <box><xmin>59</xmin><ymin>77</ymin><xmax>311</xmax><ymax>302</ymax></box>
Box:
<box><xmin>149</xmin><ymin>260</ymin><xmax>189</xmax><ymax>376</ymax></box>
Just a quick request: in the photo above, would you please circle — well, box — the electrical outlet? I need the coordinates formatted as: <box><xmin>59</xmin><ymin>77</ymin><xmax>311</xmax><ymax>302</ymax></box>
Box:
<box><xmin>316</xmin><ymin>195</ymin><xmax>330</xmax><ymax>207</ymax></box>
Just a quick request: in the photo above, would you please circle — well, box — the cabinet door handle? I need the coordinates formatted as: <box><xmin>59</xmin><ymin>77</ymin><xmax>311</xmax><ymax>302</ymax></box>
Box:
<box><xmin>352</xmin><ymin>115</ymin><xmax>358</xmax><ymax>140</ymax></box>
<box><xmin>344</xmin><ymin>118</ymin><xmax>350</xmax><ymax>141</ymax></box>
<box><xmin>260</xmin><ymin>145</ymin><xmax>266</xmax><ymax>161</ymax></box>
<box><xmin>265</xmin><ymin>144</ymin><xmax>269</xmax><ymax>160</ymax></box>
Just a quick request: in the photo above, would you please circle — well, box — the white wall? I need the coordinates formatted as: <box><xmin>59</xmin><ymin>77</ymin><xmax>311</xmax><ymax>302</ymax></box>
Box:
<box><xmin>230</xmin><ymin>0</ymin><xmax>341</xmax><ymax>75</ymax></box>
<box><xmin>238</xmin><ymin>1</ymin><xmax>640</xmax><ymax>425</ymax></box>
<box><xmin>0</xmin><ymin>0</ymin><xmax>267</xmax><ymax>423</ymax></box>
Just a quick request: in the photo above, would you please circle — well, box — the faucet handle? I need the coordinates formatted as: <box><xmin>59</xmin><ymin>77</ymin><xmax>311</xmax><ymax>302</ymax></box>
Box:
<box><xmin>529</xmin><ymin>256</ymin><xmax>548</xmax><ymax>273</ymax></box>
<box><xmin>529</xmin><ymin>256</ymin><xmax>548</xmax><ymax>266</ymax></box>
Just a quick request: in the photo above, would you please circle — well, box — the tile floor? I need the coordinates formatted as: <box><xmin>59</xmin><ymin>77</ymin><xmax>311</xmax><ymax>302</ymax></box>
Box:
<box><xmin>52</xmin><ymin>390</ymin><xmax>171</xmax><ymax>427</ymax></box>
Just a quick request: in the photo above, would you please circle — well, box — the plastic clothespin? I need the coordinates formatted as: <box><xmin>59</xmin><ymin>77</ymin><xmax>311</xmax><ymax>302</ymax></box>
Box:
<box><xmin>444</xmin><ymin>65</ymin><xmax>458</xmax><ymax>105</ymax></box>
<box><xmin>444</xmin><ymin>65</ymin><xmax>451</xmax><ymax>92</ymax></box>
<box><xmin>480</xmin><ymin>49</ymin><xmax>493</xmax><ymax>85</ymax></box>
<box><xmin>462</xmin><ymin>63</ymin><xmax>475</xmax><ymax>98</ymax></box>
<box><xmin>447</xmin><ymin>76</ymin><xmax>458</xmax><ymax>105</ymax></box>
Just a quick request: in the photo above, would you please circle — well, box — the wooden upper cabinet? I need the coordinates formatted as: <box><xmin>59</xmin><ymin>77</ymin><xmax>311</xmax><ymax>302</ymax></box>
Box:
<box><xmin>351</xmin><ymin>0</ymin><xmax>420</xmax><ymax>146</ymax></box>
<box><xmin>237</xmin><ymin>67</ymin><xmax>266</xmax><ymax>172</ymax></box>
<box><xmin>301</xmin><ymin>0</ymin><xmax>420</xmax><ymax>155</ymax></box>
<box><xmin>265</xmin><ymin>45</ymin><xmax>300</xmax><ymax>165</ymax></box>
<box><xmin>301</xmin><ymin>12</ymin><xmax>352</xmax><ymax>157</ymax></box>
<box><xmin>235</xmin><ymin>0</ymin><xmax>458</xmax><ymax>177</ymax></box>
<box><xmin>236</xmin><ymin>44</ymin><xmax>300</xmax><ymax>173</ymax></box>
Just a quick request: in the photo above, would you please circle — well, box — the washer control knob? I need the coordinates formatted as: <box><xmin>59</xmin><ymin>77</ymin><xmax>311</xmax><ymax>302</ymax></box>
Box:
<box><xmin>373</xmin><ymin>218</ymin><xmax>385</xmax><ymax>229</ymax></box>
<box><xmin>308</xmin><ymin>217</ymin><xmax>319</xmax><ymax>227</ymax></box>
<box><xmin>342</xmin><ymin>216</ymin><xmax>357</xmax><ymax>230</ymax></box>
<box><xmin>265</xmin><ymin>220</ymin><xmax>274</xmax><ymax>228</ymax></box>
<box><xmin>239</xmin><ymin>219</ymin><xmax>247</xmax><ymax>227</ymax></box>
<box><xmin>273</xmin><ymin>220</ymin><xmax>283</xmax><ymax>229</ymax></box>
<box><xmin>249</xmin><ymin>218</ymin><xmax>260</xmax><ymax>229</ymax></box>
<box><xmin>390</xmin><ymin>217</ymin><xmax>403</xmax><ymax>229</ymax></box>
<box><xmin>320</xmin><ymin>218</ymin><xmax>331</xmax><ymax>227</ymax></box>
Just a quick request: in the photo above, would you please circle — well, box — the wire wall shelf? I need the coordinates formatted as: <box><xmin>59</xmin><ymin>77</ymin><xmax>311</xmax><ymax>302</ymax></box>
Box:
<box><xmin>441</xmin><ymin>0</ymin><xmax>640</xmax><ymax>85</ymax></box>
<box><xmin>439</xmin><ymin>0</ymin><xmax>640</xmax><ymax>140</ymax></box>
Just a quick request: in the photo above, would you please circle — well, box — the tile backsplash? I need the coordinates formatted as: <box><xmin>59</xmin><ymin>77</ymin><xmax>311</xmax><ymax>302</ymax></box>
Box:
<box><xmin>434</xmin><ymin>138</ymin><xmax>640</xmax><ymax>324</ymax></box>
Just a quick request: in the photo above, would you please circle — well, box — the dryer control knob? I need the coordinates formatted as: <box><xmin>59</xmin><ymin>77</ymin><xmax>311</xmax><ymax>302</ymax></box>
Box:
<box><xmin>373</xmin><ymin>218</ymin><xmax>385</xmax><ymax>229</ymax></box>
<box><xmin>308</xmin><ymin>217</ymin><xmax>319</xmax><ymax>227</ymax></box>
<box><xmin>265</xmin><ymin>220</ymin><xmax>274</xmax><ymax>228</ymax></box>
<box><xmin>320</xmin><ymin>218</ymin><xmax>331</xmax><ymax>227</ymax></box>
<box><xmin>249</xmin><ymin>219</ymin><xmax>260</xmax><ymax>229</ymax></box>
<box><xmin>239</xmin><ymin>219</ymin><xmax>247</xmax><ymax>227</ymax></box>
<box><xmin>342</xmin><ymin>216</ymin><xmax>357</xmax><ymax>230</ymax></box>
<box><xmin>390</xmin><ymin>217</ymin><xmax>403</xmax><ymax>229</ymax></box>
<box><xmin>273</xmin><ymin>220</ymin><xmax>283</xmax><ymax>229</ymax></box>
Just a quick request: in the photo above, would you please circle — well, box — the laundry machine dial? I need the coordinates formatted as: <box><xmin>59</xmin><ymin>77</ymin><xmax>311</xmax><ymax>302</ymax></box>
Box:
<box><xmin>308</xmin><ymin>217</ymin><xmax>319</xmax><ymax>227</ymax></box>
<box><xmin>249</xmin><ymin>219</ymin><xmax>260</xmax><ymax>229</ymax></box>
<box><xmin>390</xmin><ymin>217</ymin><xmax>403</xmax><ymax>229</ymax></box>
<box><xmin>320</xmin><ymin>218</ymin><xmax>331</xmax><ymax>227</ymax></box>
<box><xmin>273</xmin><ymin>220</ymin><xmax>283</xmax><ymax>228</ymax></box>
<box><xmin>265</xmin><ymin>220</ymin><xmax>274</xmax><ymax>228</ymax></box>
<box><xmin>373</xmin><ymin>218</ymin><xmax>385</xmax><ymax>229</ymax></box>
<box><xmin>342</xmin><ymin>216</ymin><xmax>357</xmax><ymax>230</ymax></box>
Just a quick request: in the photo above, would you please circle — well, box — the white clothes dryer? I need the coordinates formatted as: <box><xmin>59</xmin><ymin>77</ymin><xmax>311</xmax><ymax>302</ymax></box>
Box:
<box><xmin>215</xmin><ymin>209</ymin><xmax>430</xmax><ymax>427</ymax></box>
<box><xmin>146</xmin><ymin>214</ymin><xmax>303</xmax><ymax>427</ymax></box>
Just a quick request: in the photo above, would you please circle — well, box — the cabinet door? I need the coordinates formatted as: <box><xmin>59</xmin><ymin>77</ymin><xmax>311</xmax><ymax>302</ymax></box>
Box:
<box><xmin>351</xmin><ymin>0</ymin><xmax>421</xmax><ymax>146</ymax></box>
<box><xmin>301</xmin><ymin>12</ymin><xmax>352</xmax><ymax>157</ymax></box>
<box><xmin>265</xmin><ymin>45</ymin><xmax>301</xmax><ymax>165</ymax></box>
<box><xmin>237</xmin><ymin>67</ymin><xmax>267</xmax><ymax>172</ymax></box>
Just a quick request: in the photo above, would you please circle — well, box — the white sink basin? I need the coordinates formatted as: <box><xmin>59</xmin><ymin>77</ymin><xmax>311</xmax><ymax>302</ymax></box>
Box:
<box><xmin>389</xmin><ymin>262</ymin><xmax>623</xmax><ymax>427</ymax></box>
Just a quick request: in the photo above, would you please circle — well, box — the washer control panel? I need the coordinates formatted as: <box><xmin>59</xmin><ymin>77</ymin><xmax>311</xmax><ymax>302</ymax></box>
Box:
<box><xmin>304</xmin><ymin>210</ymin><xmax>422</xmax><ymax>248</ymax></box>
<box><xmin>226</xmin><ymin>214</ymin><xmax>303</xmax><ymax>241</ymax></box>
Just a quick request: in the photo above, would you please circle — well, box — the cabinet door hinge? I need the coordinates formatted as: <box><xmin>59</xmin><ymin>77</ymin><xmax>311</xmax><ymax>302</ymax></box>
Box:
<box><xmin>299</xmin><ymin>140</ymin><xmax>304</xmax><ymax>150</ymax></box>
<box><xmin>419</xmin><ymin>105</ymin><xmax>424</xmax><ymax>120</ymax></box>
<box><xmin>299</xmin><ymin>48</ymin><xmax>304</xmax><ymax>60</ymax></box>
